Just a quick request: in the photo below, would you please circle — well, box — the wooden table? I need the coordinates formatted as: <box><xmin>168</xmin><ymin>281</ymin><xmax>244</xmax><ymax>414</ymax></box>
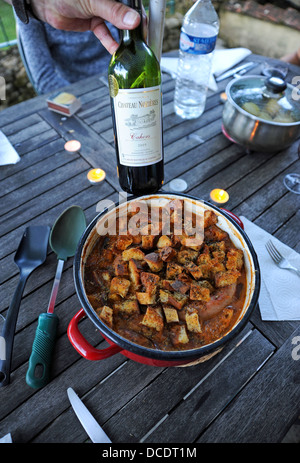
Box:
<box><xmin>0</xmin><ymin>54</ymin><xmax>299</xmax><ymax>445</ymax></box>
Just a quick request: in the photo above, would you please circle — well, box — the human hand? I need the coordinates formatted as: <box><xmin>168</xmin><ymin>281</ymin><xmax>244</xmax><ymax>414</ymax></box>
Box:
<box><xmin>281</xmin><ymin>48</ymin><xmax>300</xmax><ymax>66</ymax></box>
<box><xmin>29</xmin><ymin>0</ymin><xmax>143</xmax><ymax>53</ymax></box>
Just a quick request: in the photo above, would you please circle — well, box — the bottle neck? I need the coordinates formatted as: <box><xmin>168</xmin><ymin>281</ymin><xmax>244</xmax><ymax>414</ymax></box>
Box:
<box><xmin>120</xmin><ymin>0</ymin><xmax>143</xmax><ymax>42</ymax></box>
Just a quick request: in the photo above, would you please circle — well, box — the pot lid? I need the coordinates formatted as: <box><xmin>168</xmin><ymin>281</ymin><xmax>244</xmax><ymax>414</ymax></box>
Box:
<box><xmin>227</xmin><ymin>75</ymin><xmax>300</xmax><ymax>124</ymax></box>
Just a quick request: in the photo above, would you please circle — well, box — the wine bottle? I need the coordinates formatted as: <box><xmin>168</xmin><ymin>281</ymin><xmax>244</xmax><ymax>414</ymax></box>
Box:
<box><xmin>108</xmin><ymin>0</ymin><xmax>164</xmax><ymax>196</ymax></box>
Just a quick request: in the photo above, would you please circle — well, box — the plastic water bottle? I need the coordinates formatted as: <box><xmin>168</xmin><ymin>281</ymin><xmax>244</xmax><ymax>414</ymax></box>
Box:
<box><xmin>174</xmin><ymin>0</ymin><xmax>219</xmax><ymax>119</ymax></box>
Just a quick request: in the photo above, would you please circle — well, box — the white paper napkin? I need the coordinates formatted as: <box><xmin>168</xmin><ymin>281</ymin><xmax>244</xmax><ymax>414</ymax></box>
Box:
<box><xmin>212</xmin><ymin>47</ymin><xmax>252</xmax><ymax>77</ymax></box>
<box><xmin>0</xmin><ymin>433</ymin><xmax>12</xmax><ymax>443</ymax></box>
<box><xmin>160</xmin><ymin>47</ymin><xmax>252</xmax><ymax>92</ymax></box>
<box><xmin>240</xmin><ymin>216</ymin><xmax>300</xmax><ymax>321</ymax></box>
<box><xmin>0</xmin><ymin>131</ymin><xmax>20</xmax><ymax>165</ymax></box>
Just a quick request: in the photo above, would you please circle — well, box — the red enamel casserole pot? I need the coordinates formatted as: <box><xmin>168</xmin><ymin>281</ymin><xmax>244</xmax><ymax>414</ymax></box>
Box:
<box><xmin>68</xmin><ymin>192</ymin><xmax>260</xmax><ymax>367</ymax></box>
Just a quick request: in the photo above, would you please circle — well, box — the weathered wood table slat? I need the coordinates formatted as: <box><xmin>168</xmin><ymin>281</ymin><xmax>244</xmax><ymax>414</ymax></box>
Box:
<box><xmin>0</xmin><ymin>54</ymin><xmax>299</xmax><ymax>444</ymax></box>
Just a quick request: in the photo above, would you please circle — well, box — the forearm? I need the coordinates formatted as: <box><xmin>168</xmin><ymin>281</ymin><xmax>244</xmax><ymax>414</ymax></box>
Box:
<box><xmin>7</xmin><ymin>0</ymin><xmax>141</xmax><ymax>53</ymax></box>
<box><xmin>281</xmin><ymin>48</ymin><xmax>300</xmax><ymax>66</ymax></box>
<box><xmin>287</xmin><ymin>50</ymin><xmax>300</xmax><ymax>66</ymax></box>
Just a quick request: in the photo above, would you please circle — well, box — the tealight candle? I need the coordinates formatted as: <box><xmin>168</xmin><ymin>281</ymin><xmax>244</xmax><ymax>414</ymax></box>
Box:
<box><xmin>64</xmin><ymin>139</ymin><xmax>81</xmax><ymax>152</ymax></box>
<box><xmin>87</xmin><ymin>168</ymin><xmax>106</xmax><ymax>184</ymax></box>
<box><xmin>210</xmin><ymin>188</ymin><xmax>229</xmax><ymax>204</ymax></box>
<box><xmin>220</xmin><ymin>92</ymin><xmax>227</xmax><ymax>103</ymax></box>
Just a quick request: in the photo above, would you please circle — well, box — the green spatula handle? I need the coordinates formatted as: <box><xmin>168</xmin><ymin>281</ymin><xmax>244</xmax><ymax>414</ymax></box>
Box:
<box><xmin>26</xmin><ymin>313</ymin><xmax>59</xmax><ymax>389</ymax></box>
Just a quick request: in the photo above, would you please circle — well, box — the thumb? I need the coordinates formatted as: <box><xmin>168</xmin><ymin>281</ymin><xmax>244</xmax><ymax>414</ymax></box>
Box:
<box><xmin>89</xmin><ymin>0</ymin><xmax>141</xmax><ymax>29</ymax></box>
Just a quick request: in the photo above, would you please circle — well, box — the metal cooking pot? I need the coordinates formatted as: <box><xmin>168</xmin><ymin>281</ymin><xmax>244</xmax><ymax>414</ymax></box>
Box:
<box><xmin>222</xmin><ymin>75</ymin><xmax>300</xmax><ymax>153</ymax></box>
<box><xmin>68</xmin><ymin>193</ymin><xmax>260</xmax><ymax>368</ymax></box>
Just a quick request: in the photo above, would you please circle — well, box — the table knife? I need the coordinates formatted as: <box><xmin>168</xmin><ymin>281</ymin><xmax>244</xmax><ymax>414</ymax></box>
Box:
<box><xmin>216</xmin><ymin>62</ymin><xmax>256</xmax><ymax>82</ymax></box>
<box><xmin>67</xmin><ymin>387</ymin><xmax>112</xmax><ymax>443</ymax></box>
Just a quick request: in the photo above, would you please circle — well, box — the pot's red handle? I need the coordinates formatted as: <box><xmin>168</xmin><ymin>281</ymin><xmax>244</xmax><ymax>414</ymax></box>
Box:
<box><xmin>220</xmin><ymin>208</ymin><xmax>244</xmax><ymax>230</ymax></box>
<box><xmin>67</xmin><ymin>308</ymin><xmax>123</xmax><ymax>361</ymax></box>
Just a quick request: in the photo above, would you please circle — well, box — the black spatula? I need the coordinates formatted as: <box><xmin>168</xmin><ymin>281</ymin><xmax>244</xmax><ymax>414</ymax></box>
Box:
<box><xmin>0</xmin><ymin>226</ymin><xmax>50</xmax><ymax>387</ymax></box>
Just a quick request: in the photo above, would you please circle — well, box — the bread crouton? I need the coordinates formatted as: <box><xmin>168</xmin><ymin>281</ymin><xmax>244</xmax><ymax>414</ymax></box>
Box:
<box><xmin>210</xmin><ymin>257</ymin><xmax>226</xmax><ymax>275</ymax></box>
<box><xmin>141</xmin><ymin>306</ymin><xmax>164</xmax><ymax>331</ymax></box>
<box><xmin>144</xmin><ymin>252</ymin><xmax>164</xmax><ymax>272</ymax></box>
<box><xmin>215</xmin><ymin>269</ymin><xmax>240</xmax><ymax>287</ymax></box>
<box><xmin>114</xmin><ymin>235</ymin><xmax>133</xmax><ymax>251</ymax></box>
<box><xmin>161</xmin><ymin>279</ymin><xmax>174</xmax><ymax>291</ymax></box>
<box><xmin>127</xmin><ymin>201</ymin><xmax>149</xmax><ymax>228</ymax></box>
<box><xmin>141</xmin><ymin>272</ymin><xmax>160</xmax><ymax>294</ymax></box>
<box><xmin>170</xmin><ymin>219</ymin><xmax>182</xmax><ymax>237</ymax></box>
<box><xmin>159</xmin><ymin>289</ymin><xmax>188</xmax><ymax>310</ymax></box>
<box><xmin>159</xmin><ymin>246</ymin><xmax>177</xmax><ymax>262</ymax></box>
<box><xmin>212</xmin><ymin>250</ymin><xmax>226</xmax><ymax>262</ymax></box>
<box><xmin>209</xmin><ymin>241</ymin><xmax>226</xmax><ymax>263</ymax></box>
<box><xmin>190</xmin><ymin>281</ymin><xmax>211</xmax><ymax>301</ymax></box>
<box><xmin>107</xmin><ymin>292</ymin><xmax>122</xmax><ymax>303</ymax></box>
<box><xmin>171</xmin><ymin>292</ymin><xmax>188</xmax><ymax>310</ymax></box>
<box><xmin>226</xmin><ymin>248</ymin><xmax>244</xmax><ymax>270</ymax></box>
<box><xmin>113</xmin><ymin>256</ymin><xmax>129</xmax><ymax>277</ymax></box>
<box><xmin>171</xmin><ymin>235</ymin><xmax>182</xmax><ymax>248</ymax></box>
<box><xmin>110</xmin><ymin>277</ymin><xmax>131</xmax><ymax>298</ymax></box>
<box><xmin>196</xmin><ymin>252</ymin><xmax>212</xmax><ymax>278</ymax></box>
<box><xmin>170</xmin><ymin>324</ymin><xmax>189</xmax><ymax>346</ymax></box>
<box><xmin>197</xmin><ymin>252</ymin><xmax>211</xmax><ymax>265</ymax></box>
<box><xmin>136</xmin><ymin>291</ymin><xmax>156</xmax><ymax>305</ymax></box>
<box><xmin>180</xmin><ymin>236</ymin><xmax>203</xmax><ymax>251</ymax></box>
<box><xmin>185</xmin><ymin>262</ymin><xmax>203</xmax><ymax>280</ymax></box>
<box><xmin>200</xmin><ymin>279</ymin><xmax>214</xmax><ymax>292</ymax></box>
<box><xmin>199</xmin><ymin>264</ymin><xmax>212</xmax><ymax>279</ymax></box>
<box><xmin>128</xmin><ymin>259</ymin><xmax>141</xmax><ymax>289</ymax></box>
<box><xmin>169</xmin><ymin>199</ymin><xmax>184</xmax><ymax>231</ymax></box>
<box><xmin>122</xmin><ymin>248</ymin><xmax>145</xmax><ymax>261</ymax></box>
<box><xmin>163</xmin><ymin>305</ymin><xmax>179</xmax><ymax>323</ymax></box>
<box><xmin>209</xmin><ymin>241</ymin><xmax>226</xmax><ymax>253</ymax></box>
<box><xmin>97</xmin><ymin>306</ymin><xmax>113</xmax><ymax>328</ymax></box>
<box><xmin>185</xmin><ymin>312</ymin><xmax>202</xmax><ymax>333</ymax></box>
<box><xmin>170</xmin><ymin>278</ymin><xmax>190</xmax><ymax>294</ymax></box>
<box><xmin>114</xmin><ymin>299</ymin><xmax>140</xmax><ymax>315</ymax></box>
<box><xmin>157</xmin><ymin>235</ymin><xmax>172</xmax><ymax>248</ymax></box>
<box><xmin>204</xmin><ymin>210</ymin><xmax>218</xmax><ymax>228</ymax></box>
<box><xmin>205</xmin><ymin>225</ymin><xmax>228</xmax><ymax>242</ymax></box>
<box><xmin>159</xmin><ymin>289</ymin><xmax>170</xmax><ymax>303</ymax></box>
<box><xmin>141</xmin><ymin>234</ymin><xmax>156</xmax><ymax>250</ymax></box>
<box><xmin>130</xmin><ymin>234</ymin><xmax>142</xmax><ymax>244</ymax></box>
<box><xmin>177</xmin><ymin>249</ymin><xmax>198</xmax><ymax>265</ymax></box>
<box><xmin>166</xmin><ymin>262</ymin><xmax>183</xmax><ymax>279</ymax></box>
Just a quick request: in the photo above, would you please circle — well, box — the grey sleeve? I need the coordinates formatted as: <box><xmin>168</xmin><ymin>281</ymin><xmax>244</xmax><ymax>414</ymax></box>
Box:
<box><xmin>17</xmin><ymin>18</ymin><xmax>70</xmax><ymax>94</ymax></box>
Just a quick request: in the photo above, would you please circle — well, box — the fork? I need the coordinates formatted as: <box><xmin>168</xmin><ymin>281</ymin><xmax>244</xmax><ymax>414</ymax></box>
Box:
<box><xmin>265</xmin><ymin>240</ymin><xmax>300</xmax><ymax>277</ymax></box>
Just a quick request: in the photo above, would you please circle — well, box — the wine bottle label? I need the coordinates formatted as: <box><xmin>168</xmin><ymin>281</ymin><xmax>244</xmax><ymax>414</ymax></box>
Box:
<box><xmin>113</xmin><ymin>85</ymin><xmax>163</xmax><ymax>167</ymax></box>
<box><xmin>180</xmin><ymin>31</ymin><xmax>217</xmax><ymax>55</ymax></box>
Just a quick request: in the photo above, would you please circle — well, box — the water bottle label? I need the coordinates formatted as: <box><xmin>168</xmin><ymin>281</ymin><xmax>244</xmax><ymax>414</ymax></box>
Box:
<box><xmin>180</xmin><ymin>32</ymin><xmax>217</xmax><ymax>54</ymax></box>
<box><xmin>113</xmin><ymin>85</ymin><xmax>163</xmax><ymax>167</ymax></box>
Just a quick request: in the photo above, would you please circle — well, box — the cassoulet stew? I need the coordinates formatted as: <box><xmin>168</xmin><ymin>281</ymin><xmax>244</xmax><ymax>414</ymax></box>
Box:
<box><xmin>84</xmin><ymin>199</ymin><xmax>246</xmax><ymax>351</ymax></box>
